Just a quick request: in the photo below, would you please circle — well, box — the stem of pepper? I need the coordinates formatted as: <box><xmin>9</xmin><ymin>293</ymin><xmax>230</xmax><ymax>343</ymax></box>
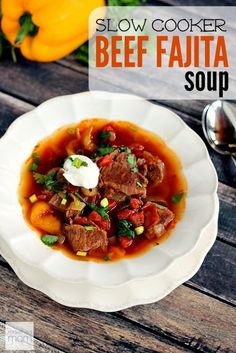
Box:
<box><xmin>15</xmin><ymin>13</ymin><xmax>39</xmax><ymax>45</ymax></box>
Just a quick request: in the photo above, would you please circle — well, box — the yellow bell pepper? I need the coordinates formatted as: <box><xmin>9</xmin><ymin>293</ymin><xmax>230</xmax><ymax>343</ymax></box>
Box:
<box><xmin>1</xmin><ymin>0</ymin><xmax>105</xmax><ymax>62</ymax></box>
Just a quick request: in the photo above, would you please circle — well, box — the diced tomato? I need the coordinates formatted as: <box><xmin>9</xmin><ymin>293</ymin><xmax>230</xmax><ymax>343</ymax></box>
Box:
<box><xmin>169</xmin><ymin>219</ymin><xmax>177</xmax><ymax>229</ymax></box>
<box><xmin>119</xmin><ymin>236</ymin><xmax>133</xmax><ymax>249</ymax></box>
<box><xmin>37</xmin><ymin>194</ymin><xmax>47</xmax><ymax>201</ymax></box>
<box><xmin>129</xmin><ymin>211</ymin><xmax>144</xmax><ymax>227</ymax></box>
<box><xmin>117</xmin><ymin>208</ymin><xmax>133</xmax><ymax>220</ymax></box>
<box><xmin>98</xmin><ymin>154</ymin><xmax>113</xmax><ymax>167</ymax></box>
<box><xmin>130</xmin><ymin>198</ymin><xmax>141</xmax><ymax>210</ymax></box>
<box><xmin>130</xmin><ymin>144</ymin><xmax>144</xmax><ymax>157</ymax></box>
<box><xmin>74</xmin><ymin>216</ymin><xmax>88</xmax><ymax>225</ymax></box>
<box><xmin>88</xmin><ymin>210</ymin><xmax>102</xmax><ymax>223</ymax></box>
<box><xmin>108</xmin><ymin>199</ymin><xmax>117</xmax><ymax>210</ymax></box>
<box><xmin>97</xmin><ymin>219</ymin><xmax>111</xmax><ymax>231</ymax></box>
<box><xmin>143</xmin><ymin>202</ymin><xmax>160</xmax><ymax>228</ymax></box>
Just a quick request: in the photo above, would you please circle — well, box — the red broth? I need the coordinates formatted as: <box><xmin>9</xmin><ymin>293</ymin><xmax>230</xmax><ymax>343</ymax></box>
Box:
<box><xmin>19</xmin><ymin>119</ymin><xmax>187</xmax><ymax>262</ymax></box>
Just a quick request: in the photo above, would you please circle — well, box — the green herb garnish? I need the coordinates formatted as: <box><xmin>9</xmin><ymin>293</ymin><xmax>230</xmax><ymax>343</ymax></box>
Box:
<box><xmin>97</xmin><ymin>146</ymin><xmax>116</xmax><ymax>156</ymax></box>
<box><xmin>120</xmin><ymin>146</ymin><xmax>131</xmax><ymax>154</ymax></box>
<box><xmin>136</xmin><ymin>181</ymin><xmax>143</xmax><ymax>187</ymax></box>
<box><xmin>117</xmin><ymin>219</ymin><xmax>136</xmax><ymax>238</ymax></box>
<box><xmin>156</xmin><ymin>203</ymin><xmax>167</xmax><ymax>210</ymax></box>
<box><xmin>29</xmin><ymin>152</ymin><xmax>41</xmax><ymax>172</ymax></box>
<box><xmin>171</xmin><ymin>192</ymin><xmax>184</xmax><ymax>204</ymax></box>
<box><xmin>72</xmin><ymin>157</ymin><xmax>88</xmax><ymax>168</ymax></box>
<box><xmin>29</xmin><ymin>163</ymin><xmax>38</xmax><ymax>172</ymax></box>
<box><xmin>127</xmin><ymin>154</ymin><xmax>138</xmax><ymax>173</ymax></box>
<box><xmin>88</xmin><ymin>203</ymin><xmax>109</xmax><ymax>219</ymax></box>
<box><xmin>32</xmin><ymin>152</ymin><xmax>41</xmax><ymax>165</ymax></box>
<box><xmin>98</xmin><ymin>131</ymin><xmax>112</xmax><ymax>141</ymax></box>
<box><xmin>33</xmin><ymin>172</ymin><xmax>63</xmax><ymax>192</ymax></box>
<box><xmin>41</xmin><ymin>235</ymin><xmax>59</xmax><ymax>246</ymax></box>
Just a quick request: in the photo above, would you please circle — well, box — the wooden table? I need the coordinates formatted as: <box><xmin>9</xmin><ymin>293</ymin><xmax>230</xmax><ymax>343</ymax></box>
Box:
<box><xmin>0</xmin><ymin>1</ymin><xmax>235</xmax><ymax>352</ymax></box>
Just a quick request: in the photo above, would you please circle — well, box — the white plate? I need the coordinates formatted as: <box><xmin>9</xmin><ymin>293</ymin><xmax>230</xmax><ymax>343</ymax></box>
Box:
<box><xmin>0</xmin><ymin>198</ymin><xmax>218</xmax><ymax>311</ymax></box>
<box><xmin>0</xmin><ymin>91</ymin><xmax>218</xmax><ymax>299</ymax></box>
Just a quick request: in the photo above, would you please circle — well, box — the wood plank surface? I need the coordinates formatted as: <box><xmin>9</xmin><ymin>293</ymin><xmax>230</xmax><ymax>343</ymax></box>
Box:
<box><xmin>0</xmin><ymin>267</ymin><xmax>189</xmax><ymax>353</ymax></box>
<box><xmin>1</xmin><ymin>57</ymin><xmax>235</xmax><ymax>188</ymax></box>
<box><xmin>0</xmin><ymin>263</ymin><xmax>235</xmax><ymax>353</ymax></box>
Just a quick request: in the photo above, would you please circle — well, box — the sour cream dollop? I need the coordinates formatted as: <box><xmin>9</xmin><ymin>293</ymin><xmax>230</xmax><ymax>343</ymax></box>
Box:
<box><xmin>63</xmin><ymin>155</ymin><xmax>99</xmax><ymax>189</ymax></box>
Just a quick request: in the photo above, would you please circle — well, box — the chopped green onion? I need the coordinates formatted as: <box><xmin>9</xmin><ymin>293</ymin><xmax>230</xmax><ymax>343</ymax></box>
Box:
<box><xmin>29</xmin><ymin>194</ymin><xmax>37</xmax><ymax>203</ymax></box>
<box><xmin>61</xmin><ymin>198</ymin><xmax>67</xmax><ymax>206</ymax></box>
<box><xmin>156</xmin><ymin>203</ymin><xmax>167</xmax><ymax>210</ymax></box>
<box><xmin>135</xmin><ymin>226</ymin><xmax>144</xmax><ymax>235</ymax></box>
<box><xmin>76</xmin><ymin>251</ymin><xmax>87</xmax><ymax>257</ymax></box>
<box><xmin>41</xmin><ymin>235</ymin><xmax>59</xmax><ymax>246</ymax></box>
<box><xmin>100</xmin><ymin>197</ymin><xmax>109</xmax><ymax>208</ymax></box>
<box><xmin>171</xmin><ymin>192</ymin><xmax>184</xmax><ymax>204</ymax></box>
<box><xmin>85</xmin><ymin>225</ymin><xmax>94</xmax><ymax>231</ymax></box>
<box><xmin>136</xmin><ymin>181</ymin><xmax>142</xmax><ymax>187</ymax></box>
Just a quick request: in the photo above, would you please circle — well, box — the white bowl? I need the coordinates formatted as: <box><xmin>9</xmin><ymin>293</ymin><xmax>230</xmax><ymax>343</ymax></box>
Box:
<box><xmin>0</xmin><ymin>91</ymin><xmax>218</xmax><ymax>295</ymax></box>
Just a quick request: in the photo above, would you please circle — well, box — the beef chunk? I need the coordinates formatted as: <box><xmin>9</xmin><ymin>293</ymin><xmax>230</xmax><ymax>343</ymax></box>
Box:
<box><xmin>63</xmin><ymin>224</ymin><xmax>108</xmax><ymax>253</ymax></box>
<box><xmin>144</xmin><ymin>202</ymin><xmax>174</xmax><ymax>239</ymax></box>
<box><xmin>101</xmin><ymin>152</ymin><xmax>147</xmax><ymax>198</ymax></box>
<box><xmin>105</xmin><ymin>187</ymin><xmax>127</xmax><ymax>203</ymax></box>
<box><xmin>141</xmin><ymin>151</ymin><xmax>165</xmax><ymax>184</ymax></box>
<box><xmin>158</xmin><ymin>208</ymin><xmax>175</xmax><ymax>228</ymax></box>
<box><xmin>49</xmin><ymin>193</ymin><xmax>68</xmax><ymax>212</ymax></box>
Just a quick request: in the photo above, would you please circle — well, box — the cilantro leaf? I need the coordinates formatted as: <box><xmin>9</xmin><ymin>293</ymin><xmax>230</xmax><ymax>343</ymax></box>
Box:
<box><xmin>29</xmin><ymin>163</ymin><xmax>38</xmax><ymax>172</ymax></box>
<box><xmin>29</xmin><ymin>152</ymin><xmax>41</xmax><ymax>172</ymax></box>
<box><xmin>32</xmin><ymin>152</ymin><xmax>41</xmax><ymax>165</ymax></box>
<box><xmin>33</xmin><ymin>172</ymin><xmax>45</xmax><ymax>184</ymax></box>
<box><xmin>41</xmin><ymin>235</ymin><xmax>59</xmax><ymax>246</ymax></box>
<box><xmin>127</xmin><ymin>154</ymin><xmax>138</xmax><ymax>173</ymax></box>
<box><xmin>98</xmin><ymin>131</ymin><xmax>112</xmax><ymax>141</ymax></box>
<box><xmin>72</xmin><ymin>157</ymin><xmax>88</xmax><ymax>168</ymax></box>
<box><xmin>88</xmin><ymin>203</ymin><xmax>109</xmax><ymax>219</ymax></box>
<box><xmin>97</xmin><ymin>146</ymin><xmax>116</xmax><ymax>156</ymax></box>
<box><xmin>171</xmin><ymin>192</ymin><xmax>184</xmax><ymax>204</ymax></box>
<box><xmin>33</xmin><ymin>172</ymin><xmax>63</xmax><ymax>192</ymax></box>
<box><xmin>117</xmin><ymin>219</ymin><xmax>136</xmax><ymax>238</ymax></box>
<box><xmin>120</xmin><ymin>146</ymin><xmax>131</xmax><ymax>154</ymax></box>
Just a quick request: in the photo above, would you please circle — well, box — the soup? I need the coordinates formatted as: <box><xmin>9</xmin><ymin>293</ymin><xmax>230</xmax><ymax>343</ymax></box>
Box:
<box><xmin>19</xmin><ymin>119</ymin><xmax>187</xmax><ymax>262</ymax></box>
